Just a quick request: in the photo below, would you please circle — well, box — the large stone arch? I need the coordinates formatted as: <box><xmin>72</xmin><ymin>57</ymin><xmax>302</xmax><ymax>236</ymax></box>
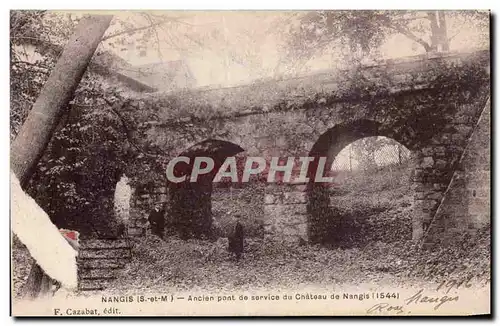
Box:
<box><xmin>167</xmin><ymin>139</ymin><xmax>245</xmax><ymax>239</ymax></box>
<box><xmin>305</xmin><ymin>119</ymin><xmax>416</xmax><ymax>244</ymax></box>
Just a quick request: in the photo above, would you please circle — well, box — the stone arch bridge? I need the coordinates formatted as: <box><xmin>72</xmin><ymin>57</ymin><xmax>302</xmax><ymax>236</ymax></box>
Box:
<box><xmin>118</xmin><ymin>50</ymin><xmax>490</xmax><ymax>245</ymax></box>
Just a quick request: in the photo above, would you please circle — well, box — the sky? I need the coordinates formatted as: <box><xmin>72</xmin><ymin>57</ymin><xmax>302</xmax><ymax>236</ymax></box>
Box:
<box><xmin>98</xmin><ymin>10</ymin><xmax>489</xmax><ymax>87</ymax></box>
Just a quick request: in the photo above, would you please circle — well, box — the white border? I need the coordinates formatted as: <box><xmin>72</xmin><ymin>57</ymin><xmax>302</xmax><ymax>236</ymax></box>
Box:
<box><xmin>3</xmin><ymin>1</ymin><xmax>497</xmax><ymax>10</ymax></box>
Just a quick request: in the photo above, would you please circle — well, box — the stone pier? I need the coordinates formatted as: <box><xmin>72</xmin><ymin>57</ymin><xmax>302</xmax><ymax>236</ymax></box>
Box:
<box><xmin>263</xmin><ymin>183</ymin><xmax>308</xmax><ymax>243</ymax></box>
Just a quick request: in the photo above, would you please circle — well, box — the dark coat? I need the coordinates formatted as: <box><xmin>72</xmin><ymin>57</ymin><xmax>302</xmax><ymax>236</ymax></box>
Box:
<box><xmin>148</xmin><ymin>206</ymin><xmax>166</xmax><ymax>238</ymax></box>
<box><xmin>228</xmin><ymin>221</ymin><xmax>244</xmax><ymax>260</ymax></box>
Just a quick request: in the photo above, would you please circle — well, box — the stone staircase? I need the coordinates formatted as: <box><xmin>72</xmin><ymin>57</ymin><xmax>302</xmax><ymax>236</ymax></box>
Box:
<box><xmin>77</xmin><ymin>238</ymin><xmax>132</xmax><ymax>291</ymax></box>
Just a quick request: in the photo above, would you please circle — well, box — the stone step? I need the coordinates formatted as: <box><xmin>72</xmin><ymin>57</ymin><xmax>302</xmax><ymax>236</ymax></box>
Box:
<box><xmin>78</xmin><ymin>279</ymin><xmax>114</xmax><ymax>291</ymax></box>
<box><xmin>77</xmin><ymin>238</ymin><xmax>132</xmax><ymax>291</ymax></box>
<box><xmin>80</xmin><ymin>239</ymin><xmax>130</xmax><ymax>249</ymax></box>
<box><xmin>79</xmin><ymin>248</ymin><xmax>132</xmax><ymax>260</ymax></box>
<box><xmin>80</xmin><ymin>268</ymin><xmax>117</xmax><ymax>280</ymax></box>
<box><xmin>78</xmin><ymin>258</ymin><xmax>129</xmax><ymax>269</ymax></box>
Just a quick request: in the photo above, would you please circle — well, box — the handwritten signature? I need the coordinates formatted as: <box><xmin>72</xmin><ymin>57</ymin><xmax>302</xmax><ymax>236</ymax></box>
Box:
<box><xmin>366</xmin><ymin>275</ymin><xmax>475</xmax><ymax>315</ymax></box>
<box><xmin>365</xmin><ymin>269</ymin><xmax>488</xmax><ymax>315</ymax></box>
<box><xmin>367</xmin><ymin>303</ymin><xmax>405</xmax><ymax>314</ymax></box>
<box><xmin>405</xmin><ymin>289</ymin><xmax>459</xmax><ymax>310</ymax></box>
<box><xmin>367</xmin><ymin>289</ymin><xmax>459</xmax><ymax>314</ymax></box>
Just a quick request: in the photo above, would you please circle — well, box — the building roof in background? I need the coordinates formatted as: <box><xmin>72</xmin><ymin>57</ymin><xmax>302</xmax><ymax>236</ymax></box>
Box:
<box><xmin>116</xmin><ymin>60</ymin><xmax>197</xmax><ymax>92</ymax></box>
<box><xmin>13</xmin><ymin>36</ymin><xmax>158</xmax><ymax>93</ymax></box>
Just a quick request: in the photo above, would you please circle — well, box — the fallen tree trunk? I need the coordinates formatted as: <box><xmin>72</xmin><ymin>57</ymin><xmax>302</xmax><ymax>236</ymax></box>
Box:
<box><xmin>10</xmin><ymin>14</ymin><xmax>113</xmax><ymax>300</ymax></box>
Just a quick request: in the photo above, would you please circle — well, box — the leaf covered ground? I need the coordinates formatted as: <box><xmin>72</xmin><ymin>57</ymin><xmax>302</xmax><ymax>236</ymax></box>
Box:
<box><xmin>101</xmin><ymin>226</ymin><xmax>489</xmax><ymax>296</ymax></box>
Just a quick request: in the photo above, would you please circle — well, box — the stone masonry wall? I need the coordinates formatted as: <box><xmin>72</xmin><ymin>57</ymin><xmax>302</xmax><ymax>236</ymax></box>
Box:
<box><xmin>128</xmin><ymin>182</ymin><xmax>168</xmax><ymax>237</ymax></box>
<box><xmin>264</xmin><ymin>183</ymin><xmax>308</xmax><ymax>243</ymax></box>
<box><xmin>427</xmin><ymin>98</ymin><xmax>490</xmax><ymax>243</ymax></box>
<box><xmin>463</xmin><ymin>98</ymin><xmax>490</xmax><ymax>228</ymax></box>
<box><xmin>120</xmin><ymin>50</ymin><xmax>489</xmax><ymax>242</ymax></box>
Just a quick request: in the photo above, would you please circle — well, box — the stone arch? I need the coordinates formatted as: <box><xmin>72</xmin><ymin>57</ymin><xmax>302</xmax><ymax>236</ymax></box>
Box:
<box><xmin>306</xmin><ymin>119</ymin><xmax>416</xmax><ymax>244</ymax></box>
<box><xmin>167</xmin><ymin>139</ymin><xmax>245</xmax><ymax>239</ymax></box>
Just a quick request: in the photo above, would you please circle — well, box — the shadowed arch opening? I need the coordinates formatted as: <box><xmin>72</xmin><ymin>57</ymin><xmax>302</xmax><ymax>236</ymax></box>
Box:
<box><xmin>306</xmin><ymin>119</ymin><xmax>415</xmax><ymax>245</ymax></box>
<box><xmin>167</xmin><ymin>139</ymin><xmax>245</xmax><ymax>239</ymax></box>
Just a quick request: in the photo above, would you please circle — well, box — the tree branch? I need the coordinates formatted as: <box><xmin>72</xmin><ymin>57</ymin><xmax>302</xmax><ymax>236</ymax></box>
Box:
<box><xmin>101</xmin><ymin>21</ymin><xmax>165</xmax><ymax>42</ymax></box>
<box><xmin>141</xmin><ymin>13</ymin><xmax>163</xmax><ymax>60</ymax></box>
<box><xmin>448</xmin><ymin>31</ymin><xmax>461</xmax><ymax>42</ymax></box>
<box><xmin>389</xmin><ymin>23</ymin><xmax>431</xmax><ymax>52</ymax></box>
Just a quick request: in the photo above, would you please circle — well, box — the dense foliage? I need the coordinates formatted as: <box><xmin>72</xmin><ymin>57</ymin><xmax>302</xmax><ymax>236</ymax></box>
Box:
<box><xmin>284</xmin><ymin>10</ymin><xmax>489</xmax><ymax>69</ymax></box>
<box><xmin>10</xmin><ymin>11</ymin><xmax>137</xmax><ymax>236</ymax></box>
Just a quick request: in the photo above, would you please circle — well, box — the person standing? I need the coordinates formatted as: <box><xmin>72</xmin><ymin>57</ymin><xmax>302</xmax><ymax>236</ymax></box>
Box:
<box><xmin>228</xmin><ymin>217</ymin><xmax>244</xmax><ymax>261</ymax></box>
<box><xmin>148</xmin><ymin>203</ymin><xmax>166</xmax><ymax>239</ymax></box>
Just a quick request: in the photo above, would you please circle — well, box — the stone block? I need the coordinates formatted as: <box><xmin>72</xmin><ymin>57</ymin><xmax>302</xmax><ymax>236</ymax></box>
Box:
<box><xmin>412</xmin><ymin>224</ymin><xmax>424</xmax><ymax>241</ymax></box>
<box><xmin>433</xmin><ymin>183</ymin><xmax>444</xmax><ymax>190</ymax></box>
<box><xmin>454</xmin><ymin>115</ymin><xmax>470</xmax><ymax>124</ymax></box>
<box><xmin>420</xmin><ymin>157</ymin><xmax>434</xmax><ymax>168</ymax></box>
<box><xmin>434</xmin><ymin>159</ymin><xmax>448</xmax><ymax>169</ymax></box>
<box><xmin>286</xmin><ymin>204</ymin><xmax>308</xmax><ymax>216</ymax></box>
<box><xmin>429</xmin><ymin>200</ymin><xmax>440</xmax><ymax>210</ymax></box>
<box><xmin>422</xmin><ymin>147</ymin><xmax>434</xmax><ymax>156</ymax></box>
<box><xmin>156</xmin><ymin>187</ymin><xmax>167</xmax><ymax>193</ymax></box>
<box><xmin>446</xmin><ymin>191</ymin><xmax>467</xmax><ymax>205</ymax></box>
<box><xmin>449</xmin><ymin>145</ymin><xmax>465</xmax><ymax>155</ymax></box>
<box><xmin>440</xmin><ymin>133</ymin><xmax>453</xmax><ymax>144</ymax></box>
<box><xmin>415</xmin><ymin>191</ymin><xmax>426</xmax><ymax>200</ymax></box>
<box><xmin>414</xmin><ymin>199</ymin><xmax>425</xmax><ymax>209</ymax></box>
<box><xmin>264</xmin><ymin>194</ymin><xmax>276</xmax><ymax>204</ymax></box>
<box><xmin>427</xmin><ymin>192</ymin><xmax>443</xmax><ymax>201</ymax></box>
<box><xmin>451</xmin><ymin>133</ymin><xmax>465</xmax><ymax>145</ymax></box>
<box><xmin>413</xmin><ymin>169</ymin><xmax>424</xmax><ymax>182</ymax></box>
<box><xmin>456</xmin><ymin>124</ymin><xmax>473</xmax><ymax>136</ymax></box>
<box><xmin>434</xmin><ymin>146</ymin><xmax>446</xmax><ymax>156</ymax></box>
<box><xmin>283</xmin><ymin>192</ymin><xmax>307</xmax><ymax>204</ymax></box>
<box><xmin>128</xmin><ymin>227</ymin><xmax>144</xmax><ymax>237</ymax></box>
<box><xmin>292</xmin><ymin>184</ymin><xmax>307</xmax><ymax>192</ymax></box>
<box><xmin>264</xmin><ymin>204</ymin><xmax>285</xmax><ymax>217</ymax></box>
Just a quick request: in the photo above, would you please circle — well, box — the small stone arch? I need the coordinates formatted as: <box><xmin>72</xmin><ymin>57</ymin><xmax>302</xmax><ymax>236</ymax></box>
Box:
<box><xmin>167</xmin><ymin>139</ymin><xmax>245</xmax><ymax>239</ymax></box>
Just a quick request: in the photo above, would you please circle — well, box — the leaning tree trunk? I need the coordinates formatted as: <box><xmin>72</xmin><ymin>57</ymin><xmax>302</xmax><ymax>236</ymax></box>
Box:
<box><xmin>11</xmin><ymin>14</ymin><xmax>113</xmax><ymax>188</ymax></box>
<box><xmin>11</xmin><ymin>14</ymin><xmax>113</xmax><ymax>299</ymax></box>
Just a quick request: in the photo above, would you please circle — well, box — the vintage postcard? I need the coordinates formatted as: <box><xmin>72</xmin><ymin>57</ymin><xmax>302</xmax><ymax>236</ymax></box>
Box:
<box><xmin>10</xmin><ymin>10</ymin><xmax>491</xmax><ymax>316</ymax></box>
